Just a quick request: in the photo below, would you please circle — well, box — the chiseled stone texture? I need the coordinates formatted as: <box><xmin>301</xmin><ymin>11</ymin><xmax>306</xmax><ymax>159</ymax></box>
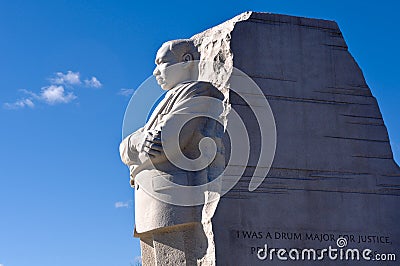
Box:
<box><xmin>191</xmin><ymin>12</ymin><xmax>400</xmax><ymax>265</ymax></box>
<box><xmin>137</xmin><ymin>223</ymin><xmax>208</xmax><ymax>266</ymax></box>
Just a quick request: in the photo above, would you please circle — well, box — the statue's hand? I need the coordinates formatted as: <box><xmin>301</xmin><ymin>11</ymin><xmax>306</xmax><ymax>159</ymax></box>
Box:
<box><xmin>143</xmin><ymin>130</ymin><xmax>163</xmax><ymax>158</ymax></box>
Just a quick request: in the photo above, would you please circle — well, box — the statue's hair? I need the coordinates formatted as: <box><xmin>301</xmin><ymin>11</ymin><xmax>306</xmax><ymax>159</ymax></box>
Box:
<box><xmin>164</xmin><ymin>39</ymin><xmax>200</xmax><ymax>61</ymax></box>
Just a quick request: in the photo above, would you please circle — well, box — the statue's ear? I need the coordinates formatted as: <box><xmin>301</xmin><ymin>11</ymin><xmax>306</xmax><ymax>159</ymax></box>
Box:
<box><xmin>182</xmin><ymin>53</ymin><xmax>193</xmax><ymax>62</ymax></box>
<box><xmin>182</xmin><ymin>53</ymin><xmax>194</xmax><ymax>68</ymax></box>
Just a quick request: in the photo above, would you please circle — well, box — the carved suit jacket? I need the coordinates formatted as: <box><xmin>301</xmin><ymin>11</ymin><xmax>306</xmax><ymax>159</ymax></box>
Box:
<box><xmin>119</xmin><ymin>81</ymin><xmax>225</xmax><ymax>233</ymax></box>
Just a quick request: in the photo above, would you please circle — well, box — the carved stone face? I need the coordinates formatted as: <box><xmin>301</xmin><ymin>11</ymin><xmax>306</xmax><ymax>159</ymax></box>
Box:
<box><xmin>153</xmin><ymin>43</ymin><xmax>193</xmax><ymax>91</ymax></box>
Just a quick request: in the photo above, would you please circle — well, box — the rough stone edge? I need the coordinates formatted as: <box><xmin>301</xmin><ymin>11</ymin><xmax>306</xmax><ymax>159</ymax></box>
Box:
<box><xmin>190</xmin><ymin>12</ymin><xmax>253</xmax><ymax>265</ymax></box>
<box><xmin>191</xmin><ymin>11</ymin><xmax>252</xmax><ymax>96</ymax></box>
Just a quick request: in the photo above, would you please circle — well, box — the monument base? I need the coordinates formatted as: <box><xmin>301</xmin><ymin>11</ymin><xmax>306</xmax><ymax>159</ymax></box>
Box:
<box><xmin>136</xmin><ymin>223</ymin><xmax>209</xmax><ymax>266</ymax></box>
<box><xmin>134</xmin><ymin>11</ymin><xmax>400</xmax><ymax>265</ymax></box>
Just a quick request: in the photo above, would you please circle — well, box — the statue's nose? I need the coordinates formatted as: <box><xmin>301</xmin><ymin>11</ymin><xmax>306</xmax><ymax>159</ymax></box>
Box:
<box><xmin>153</xmin><ymin>67</ymin><xmax>160</xmax><ymax>76</ymax></box>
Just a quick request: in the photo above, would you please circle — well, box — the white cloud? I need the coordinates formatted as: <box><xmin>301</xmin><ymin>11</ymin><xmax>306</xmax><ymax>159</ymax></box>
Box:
<box><xmin>4</xmin><ymin>70</ymin><xmax>102</xmax><ymax>109</ymax></box>
<box><xmin>115</xmin><ymin>200</ymin><xmax>132</xmax><ymax>208</ymax></box>
<box><xmin>4</xmin><ymin>86</ymin><xmax>77</xmax><ymax>108</ymax></box>
<box><xmin>84</xmin><ymin>76</ymin><xmax>102</xmax><ymax>88</ymax></box>
<box><xmin>40</xmin><ymin>85</ymin><xmax>77</xmax><ymax>104</ymax></box>
<box><xmin>49</xmin><ymin>71</ymin><xmax>102</xmax><ymax>88</ymax></box>
<box><xmin>118</xmin><ymin>88</ymin><xmax>136</xmax><ymax>97</ymax></box>
<box><xmin>50</xmin><ymin>71</ymin><xmax>81</xmax><ymax>85</ymax></box>
<box><xmin>3</xmin><ymin>98</ymin><xmax>35</xmax><ymax>109</ymax></box>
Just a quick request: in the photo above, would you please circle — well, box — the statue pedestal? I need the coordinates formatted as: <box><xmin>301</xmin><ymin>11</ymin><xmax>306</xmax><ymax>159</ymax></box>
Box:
<box><xmin>136</xmin><ymin>223</ymin><xmax>208</xmax><ymax>266</ymax></box>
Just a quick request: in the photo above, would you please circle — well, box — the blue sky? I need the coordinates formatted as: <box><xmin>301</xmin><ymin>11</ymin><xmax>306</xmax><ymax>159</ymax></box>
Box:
<box><xmin>0</xmin><ymin>1</ymin><xmax>399</xmax><ymax>265</ymax></box>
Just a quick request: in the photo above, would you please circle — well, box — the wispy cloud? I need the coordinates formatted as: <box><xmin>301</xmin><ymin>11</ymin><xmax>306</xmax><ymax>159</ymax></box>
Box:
<box><xmin>118</xmin><ymin>88</ymin><xmax>136</xmax><ymax>97</ymax></box>
<box><xmin>84</xmin><ymin>77</ymin><xmax>102</xmax><ymax>88</ymax></box>
<box><xmin>3</xmin><ymin>98</ymin><xmax>35</xmax><ymax>109</ymax></box>
<box><xmin>115</xmin><ymin>200</ymin><xmax>133</xmax><ymax>208</ymax></box>
<box><xmin>4</xmin><ymin>70</ymin><xmax>102</xmax><ymax>109</ymax></box>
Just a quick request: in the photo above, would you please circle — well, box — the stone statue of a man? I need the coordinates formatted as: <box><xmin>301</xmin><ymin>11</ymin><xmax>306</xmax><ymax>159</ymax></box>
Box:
<box><xmin>119</xmin><ymin>39</ymin><xmax>224</xmax><ymax>264</ymax></box>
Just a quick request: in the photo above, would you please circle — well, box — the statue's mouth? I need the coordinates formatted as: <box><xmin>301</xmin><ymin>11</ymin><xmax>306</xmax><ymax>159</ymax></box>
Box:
<box><xmin>156</xmin><ymin>77</ymin><xmax>165</xmax><ymax>85</ymax></box>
